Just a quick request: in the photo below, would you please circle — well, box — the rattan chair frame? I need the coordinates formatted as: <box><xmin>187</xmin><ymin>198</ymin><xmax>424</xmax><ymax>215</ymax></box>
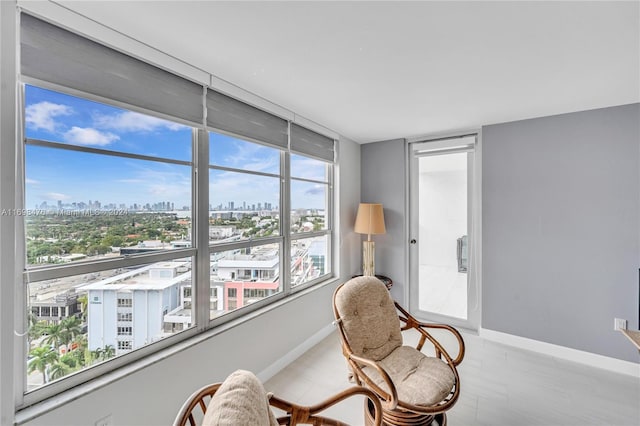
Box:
<box><xmin>332</xmin><ymin>281</ymin><xmax>465</xmax><ymax>426</ymax></box>
<box><xmin>173</xmin><ymin>382</ymin><xmax>382</xmax><ymax>426</ymax></box>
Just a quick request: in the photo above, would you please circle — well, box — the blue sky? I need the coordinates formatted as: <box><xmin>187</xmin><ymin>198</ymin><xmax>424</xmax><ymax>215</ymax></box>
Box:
<box><xmin>25</xmin><ymin>85</ymin><xmax>327</xmax><ymax>210</ymax></box>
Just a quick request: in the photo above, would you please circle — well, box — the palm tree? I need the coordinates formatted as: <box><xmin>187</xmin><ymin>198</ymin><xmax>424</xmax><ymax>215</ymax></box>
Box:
<box><xmin>64</xmin><ymin>346</ymin><xmax>86</xmax><ymax>369</ymax></box>
<box><xmin>71</xmin><ymin>334</ymin><xmax>91</xmax><ymax>367</ymax></box>
<box><xmin>73</xmin><ymin>333</ymin><xmax>88</xmax><ymax>363</ymax></box>
<box><xmin>59</xmin><ymin>316</ymin><xmax>83</xmax><ymax>345</ymax></box>
<box><xmin>48</xmin><ymin>361</ymin><xmax>70</xmax><ymax>381</ymax></box>
<box><xmin>91</xmin><ymin>344</ymin><xmax>116</xmax><ymax>362</ymax></box>
<box><xmin>60</xmin><ymin>353</ymin><xmax>77</xmax><ymax>369</ymax></box>
<box><xmin>77</xmin><ymin>294</ymin><xmax>88</xmax><ymax>320</ymax></box>
<box><xmin>28</xmin><ymin>346</ymin><xmax>58</xmax><ymax>384</ymax></box>
<box><xmin>42</xmin><ymin>323</ymin><xmax>67</xmax><ymax>351</ymax></box>
<box><xmin>91</xmin><ymin>347</ymin><xmax>103</xmax><ymax>362</ymax></box>
<box><xmin>102</xmin><ymin>344</ymin><xmax>115</xmax><ymax>360</ymax></box>
<box><xmin>27</xmin><ymin>314</ymin><xmax>45</xmax><ymax>344</ymax></box>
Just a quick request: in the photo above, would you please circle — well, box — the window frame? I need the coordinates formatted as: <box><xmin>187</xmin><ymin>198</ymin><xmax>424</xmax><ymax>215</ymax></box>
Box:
<box><xmin>289</xmin><ymin>152</ymin><xmax>334</xmax><ymax>290</ymax></box>
<box><xmin>18</xmin><ymin>79</ymin><xmax>201</xmax><ymax>407</ymax></box>
<box><xmin>16</xmin><ymin>78</ymin><xmax>336</xmax><ymax>408</ymax></box>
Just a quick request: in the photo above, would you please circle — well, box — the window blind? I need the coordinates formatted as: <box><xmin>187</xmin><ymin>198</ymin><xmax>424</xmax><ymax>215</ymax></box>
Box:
<box><xmin>411</xmin><ymin>135</ymin><xmax>476</xmax><ymax>157</ymax></box>
<box><xmin>20</xmin><ymin>14</ymin><xmax>204</xmax><ymax>125</ymax></box>
<box><xmin>206</xmin><ymin>89</ymin><xmax>288</xmax><ymax>149</ymax></box>
<box><xmin>290</xmin><ymin>123</ymin><xmax>334</xmax><ymax>162</ymax></box>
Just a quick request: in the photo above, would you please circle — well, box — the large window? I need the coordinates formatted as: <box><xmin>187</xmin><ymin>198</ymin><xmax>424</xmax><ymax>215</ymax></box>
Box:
<box><xmin>208</xmin><ymin>131</ymin><xmax>283</xmax><ymax>320</ymax></box>
<box><xmin>17</xmin><ymin>13</ymin><xmax>335</xmax><ymax>405</ymax></box>
<box><xmin>23</xmin><ymin>85</ymin><xmax>196</xmax><ymax>393</ymax></box>
<box><xmin>290</xmin><ymin>154</ymin><xmax>332</xmax><ymax>287</ymax></box>
<box><xmin>209</xmin><ymin>142</ymin><xmax>281</xmax><ymax>239</ymax></box>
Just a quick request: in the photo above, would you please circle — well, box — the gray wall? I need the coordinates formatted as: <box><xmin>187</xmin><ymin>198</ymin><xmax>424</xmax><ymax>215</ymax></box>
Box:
<box><xmin>482</xmin><ymin>103</ymin><xmax>640</xmax><ymax>362</ymax></box>
<box><xmin>361</xmin><ymin>139</ymin><xmax>407</xmax><ymax>302</ymax></box>
<box><xmin>359</xmin><ymin>105</ymin><xmax>640</xmax><ymax>363</ymax></box>
<box><xmin>337</xmin><ymin>136</ymin><xmax>363</xmax><ymax>279</ymax></box>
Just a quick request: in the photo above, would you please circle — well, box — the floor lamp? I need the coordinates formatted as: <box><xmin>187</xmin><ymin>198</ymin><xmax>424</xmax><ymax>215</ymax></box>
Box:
<box><xmin>354</xmin><ymin>203</ymin><xmax>386</xmax><ymax>276</ymax></box>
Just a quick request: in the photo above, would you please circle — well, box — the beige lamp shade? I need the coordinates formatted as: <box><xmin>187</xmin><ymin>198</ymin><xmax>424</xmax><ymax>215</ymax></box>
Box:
<box><xmin>354</xmin><ymin>203</ymin><xmax>385</xmax><ymax>276</ymax></box>
<box><xmin>354</xmin><ymin>203</ymin><xmax>386</xmax><ymax>240</ymax></box>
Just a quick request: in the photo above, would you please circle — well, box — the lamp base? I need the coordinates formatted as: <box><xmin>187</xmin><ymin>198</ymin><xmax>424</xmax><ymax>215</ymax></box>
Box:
<box><xmin>362</xmin><ymin>240</ymin><xmax>375</xmax><ymax>276</ymax></box>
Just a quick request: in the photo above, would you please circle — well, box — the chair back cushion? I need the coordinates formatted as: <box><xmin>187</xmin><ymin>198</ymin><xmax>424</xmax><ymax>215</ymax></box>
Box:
<box><xmin>334</xmin><ymin>276</ymin><xmax>402</xmax><ymax>361</ymax></box>
<box><xmin>202</xmin><ymin>370</ymin><xmax>278</xmax><ymax>426</ymax></box>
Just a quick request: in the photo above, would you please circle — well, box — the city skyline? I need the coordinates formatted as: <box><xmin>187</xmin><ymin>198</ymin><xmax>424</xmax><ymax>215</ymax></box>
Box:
<box><xmin>25</xmin><ymin>85</ymin><xmax>328</xmax><ymax>211</ymax></box>
<box><xmin>32</xmin><ymin>197</ymin><xmax>285</xmax><ymax>213</ymax></box>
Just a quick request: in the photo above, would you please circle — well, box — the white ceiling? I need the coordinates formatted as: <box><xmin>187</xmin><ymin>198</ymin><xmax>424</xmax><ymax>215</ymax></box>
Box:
<box><xmin>54</xmin><ymin>0</ymin><xmax>639</xmax><ymax>143</ymax></box>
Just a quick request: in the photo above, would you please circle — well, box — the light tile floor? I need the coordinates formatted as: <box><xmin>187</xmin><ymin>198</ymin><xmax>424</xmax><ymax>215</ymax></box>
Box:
<box><xmin>418</xmin><ymin>265</ymin><xmax>468</xmax><ymax>319</ymax></box>
<box><xmin>264</xmin><ymin>329</ymin><xmax>640</xmax><ymax>426</ymax></box>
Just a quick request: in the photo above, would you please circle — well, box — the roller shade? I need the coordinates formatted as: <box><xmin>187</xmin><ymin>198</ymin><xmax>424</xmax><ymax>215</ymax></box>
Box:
<box><xmin>206</xmin><ymin>89</ymin><xmax>288</xmax><ymax>149</ymax></box>
<box><xmin>290</xmin><ymin>123</ymin><xmax>334</xmax><ymax>162</ymax></box>
<box><xmin>20</xmin><ymin>14</ymin><xmax>204</xmax><ymax>125</ymax></box>
<box><xmin>412</xmin><ymin>135</ymin><xmax>476</xmax><ymax>157</ymax></box>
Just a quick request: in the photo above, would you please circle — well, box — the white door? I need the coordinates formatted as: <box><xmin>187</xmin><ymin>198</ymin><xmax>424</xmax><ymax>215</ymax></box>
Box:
<box><xmin>408</xmin><ymin>135</ymin><xmax>480</xmax><ymax>330</ymax></box>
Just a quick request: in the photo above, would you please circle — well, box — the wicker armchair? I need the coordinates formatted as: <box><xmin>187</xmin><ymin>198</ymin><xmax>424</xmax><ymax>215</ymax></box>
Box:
<box><xmin>332</xmin><ymin>276</ymin><xmax>465</xmax><ymax>426</ymax></box>
<box><xmin>174</xmin><ymin>369</ymin><xmax>382</xmax><ymax>426</ymax></box>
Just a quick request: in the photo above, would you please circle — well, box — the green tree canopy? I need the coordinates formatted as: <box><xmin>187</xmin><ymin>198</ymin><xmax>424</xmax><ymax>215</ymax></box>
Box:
<box><xmin>28</xmin><ymin>346</ymin><xmax>59</xmax><ymax>384</ymax></box>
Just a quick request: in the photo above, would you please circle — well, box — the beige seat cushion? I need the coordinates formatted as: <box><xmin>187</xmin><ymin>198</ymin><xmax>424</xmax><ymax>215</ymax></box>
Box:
<box><xmin>364</xmin><ymin>346</ymin><xmax>455</xmax><ymax>407</ymax></box>
<box><xmin>202</xmin><ymin>370</ymin><xmax>278</xmax><ymax>426</ymax></box>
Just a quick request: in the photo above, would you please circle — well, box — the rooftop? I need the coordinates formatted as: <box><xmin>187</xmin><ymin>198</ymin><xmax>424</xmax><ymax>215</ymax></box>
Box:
<box><xmin>79</xmin><ymin>262</ymin><xmax>191</xmax><ymax>291</ymax></box>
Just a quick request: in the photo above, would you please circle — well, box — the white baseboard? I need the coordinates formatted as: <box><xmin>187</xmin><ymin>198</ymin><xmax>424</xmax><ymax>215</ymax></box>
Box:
<box><xmin>257</xmin><ymin>322</ymin><xmax>336</xmax><ymax>382</ymax></box>
<box><xmin>480</xmin><ymin>328</ymin><xmax>640</xmax><ymax>377</ymax></box>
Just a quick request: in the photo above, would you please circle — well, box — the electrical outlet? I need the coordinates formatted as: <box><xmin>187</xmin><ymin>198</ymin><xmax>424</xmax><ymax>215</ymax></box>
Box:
<box><xmin>614</xmin><ymin>318</ymin><xmax>627</xmax><ymax>331</ymax></box>
<box><xmin>95</xmin><ymin>414</ymin><xmax>113</xmax><ymax>426</ymax></box>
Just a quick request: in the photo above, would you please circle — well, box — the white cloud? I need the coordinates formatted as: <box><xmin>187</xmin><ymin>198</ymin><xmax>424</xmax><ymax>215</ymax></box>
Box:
<box><xmin>304</xmin><ymin>185</ymin><xmax>325</xmax><ymax>196</ymax></box>
<box><xmin>63</xmin><ymin>127</ymin><xmax>119</xmax><ymax>146</ymax></box>
<box><xmin>25</xmin><ymin>101</ymin><xmax>73</xmax><ymax>133</ymax></box>
<box><xmin>117</xmin><ymin>165</ymin><xmax>191</xmax><ymax>202</ymax></box>
<box><xmin>94</xmin><ymin>111</ymin><xmax>186</xmax><ymax>132</ymax></box>
<box><xmin>44</xmin><ymin>192</ymin><xmax>72</xmax><ymax>201</ymax></box>
<box><xmin>25</xmin><ymin>178</ymin><xmax>40</xmax><ymax>185</ymax></box>
<box><xmin>221</xmin><ymin>141</ymin><xmax>279</xmax><ymax>173</ymax></box>
<box><xmin>116</xmin><ymin>178</ymin><xmax>144</xmax><ymax>184</ymax></box>
<box><xmin>291</xmin><ymin>156</ymin><xmax>326</xmax><ymax>180</ymax></box>
<box><xmin>210</xmin><ymin>170</ymin><xmax>279</xmax><ymax>206</ymax></box>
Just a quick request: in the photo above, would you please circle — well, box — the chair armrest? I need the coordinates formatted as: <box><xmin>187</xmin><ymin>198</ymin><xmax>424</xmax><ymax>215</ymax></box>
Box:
<box><xmin>269</xmin><ymin>386</ymin><xmax>383</xmax><ymax>426</ymax></box>
<box><xmin>418</xmin><ymin>322</ymin><xmax>465</xmax><ymax>366</ymax></box>
<box><xmin>173</xmin><ymin>383</ymin><xmax>222</xmax><ymax>426</ymax></box>
<box><xmin>347</xmin><ymin>352</ymin><xmax>399</xmax><ymax>411</ymax></box>
<box><xmin>395</xmin><ymin>302</ymin><xmax>465</xmax><ymax>366</ymax></box>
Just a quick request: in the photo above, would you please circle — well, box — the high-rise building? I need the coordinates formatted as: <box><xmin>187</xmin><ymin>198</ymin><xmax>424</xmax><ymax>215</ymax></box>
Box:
<box><xmin>79</xmin><ymin>262</ymin><xmax>191</xmax><ymax>355</ymax></box>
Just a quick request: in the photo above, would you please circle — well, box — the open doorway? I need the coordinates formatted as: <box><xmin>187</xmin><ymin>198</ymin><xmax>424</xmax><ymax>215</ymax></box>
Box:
<box><xmin>408</xmin><ymin>135</ymin><xmax>479</xmax><ymax>330</ymax></box>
